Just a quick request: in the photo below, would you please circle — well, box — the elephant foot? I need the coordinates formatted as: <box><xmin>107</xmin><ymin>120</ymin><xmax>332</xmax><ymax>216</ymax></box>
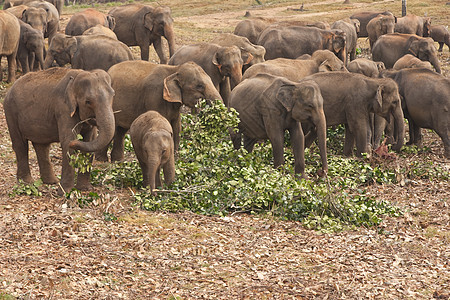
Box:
<box><xmin>95</xmin><ymin>153</ymin><xmax>109</xmax><ymax>162</ymax></box>
<box><xmin>18</xmin><ymin>174</ymin><xmax>34</xmax><ymax>184</ymax></box>
<box><xmin>41</xmin><ymin>175</ymin><xmax>59</xmax><ymax>184</ymax></box>
<box><xmin>110</xmin><ymin>152</ymin><xmax>124</xmax><ymax>163</ymax></box>
<box><xmin>76</xmin><ymin>182</ymin><xmax>93</xmax><ymax>191</ymax></box>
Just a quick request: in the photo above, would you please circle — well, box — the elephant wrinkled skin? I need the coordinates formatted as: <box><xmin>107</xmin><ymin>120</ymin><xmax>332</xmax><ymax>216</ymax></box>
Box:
<box><xmin>4</xmin><ymin>68</ymin><xmax>116</xmax><ymax>195</ymax></box>
<box><xmin>230</xmin><ymin>74</ymin><xmax>328</xmax><ymax>177</ymax></box>
<box><xmin>130</xmin><ymin>111</ymin><xmax>175</xmax><ymax>194</ymax></box>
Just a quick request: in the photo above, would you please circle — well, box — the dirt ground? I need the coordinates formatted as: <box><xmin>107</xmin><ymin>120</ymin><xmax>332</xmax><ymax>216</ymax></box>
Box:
<box><xmin>1</xmin><ymin>0</ymin><xmax>449</xmax><ymax>299</ymax></box>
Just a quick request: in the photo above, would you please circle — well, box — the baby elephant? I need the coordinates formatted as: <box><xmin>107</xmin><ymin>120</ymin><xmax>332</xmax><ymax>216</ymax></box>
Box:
<box><xmin>130</xmin><ymin>111</ymin><xmax>175</xmax><ymax>194</ymax></box>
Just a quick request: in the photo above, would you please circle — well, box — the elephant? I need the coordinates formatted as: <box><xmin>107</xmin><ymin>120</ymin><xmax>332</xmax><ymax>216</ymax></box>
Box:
<box><xmin>82</xmin><ymin>24</ymin><xmax>118</xmax><ymax>40</ymax></box>
<box><xmin>430</xmin><ymin>25</ymin><xmax>450</xmax><ymax>52</ymax></box>
<box><xmin>380</xmin><ymin>68</ymin><xmax>449</xmax><ymax>158</ymax></box>
<box><xmin>18</xmin><ymin>20</ymin><xmax>45</xmax><ymax>74</ymax></box>
<box><xmin>210</xmin><ymin>33</ymin><xmax>266</xmax><ymax>72</ymax></box>
<box><xmin>229</xmin><ymin>74</ymin><xmax>328</xmax><ymax>177</ymax></box>
<box><xmin>257</xmin><ymin>25</ymin><xmax>347</xmax><ymax>64</ymax></box>
<box><xmin>3</xmin><ymin>68</ymin><xmax>116</xmax><ymax>195</ymax></box>
<box><xmin>233</xmin><ymin>17</ymin><xmax>271</xmax><ymax>44</ymax></box>
<box><xmin>302</xmin><ymin>72</ymin><xmax>405</xmax><ymax>157</ymax></box>
<box><xmin>26</xmin><ymin>1</ymin><xmax>60</xmax><ymax>42</ymax></box>
<box><xmin>109</xmin><ymin>4</ymin><xmax>176</xmax><ymax>63</ymax></box>
<box><xmin>3</xmin><ymin>0</ymin><xmax>63</xmax><ymax>17</ymax></box>
<box><xmin>65</xmin><ymin>9</ymin><xmax>115</xmax><ymax>36</ymax></box>
<box><xmin>366</xmin><ymin>14</ymin><xmax>396</xmax><ymax>49</ymax></box>
<box><xmin>130</xmin><ymin>111</ymin><xmax>175</xmax><ymax>194</ymax></box>
<box><xmin>242</xmin><ymin>49</ymin><xmax>346</xmax><ymax>81</ymax></box>
<box><xmin>43</xmin><ymin>33</ymin><xmax>134</xmax><ymax>71</ymax></box>
<box><xmin>331</xmin><ymin>19</ymin><xmax>359</xmax><ymax>62</ymax></box>
<box><xmin>372</xmin><ymin>33</ymin><xmax>441</xmax><ymax>73</ymax></box>
<box><xmin>395</xmin><ymin>14</ymin><xmax>431</xmax><ymax>37</ymax></box>
<box><xmin>350</xmin><ymin>10</ymin><xmax>394</xmax><ymax>37</ymax></box>
<box><xmin>95</xmin><ymin>61</ymin><xmax>222</xmax><ymax>162</ymax></box>
<box><xmin>0</xmin><ymin>10</ymin><xmax>20</xmax><ymax>83</ymax></box>
<box><xmin>393</xmin><ymin>54</ymin><xmax>433</xmax><ymax>70</ymax></box>
<box><xmin>168</xmin><ymin>43</ymin><xmax>247</xmax><ymax>106</ymax></box>
<box><xmin>5</xmin><ymin>4</ymin><xmax>28</xmax><ymax>18</ymax></box>
<box><xmin>275</xmin><ymin>20</ymin><xmax>331</xmax><ymax>30</ymax></box>
<box><xmin>347</xmin><ymin>58</ymin><xmax>385</xmax><ymax>77</ymax></box>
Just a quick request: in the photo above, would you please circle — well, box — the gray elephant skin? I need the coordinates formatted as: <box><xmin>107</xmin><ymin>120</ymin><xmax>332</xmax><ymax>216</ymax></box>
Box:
<box><xmin>372</xmin><ymin>33</ymin><xmax>441</xmax><ymax>73</ymax></box>
<box><xmin>430</xmin><ymin>25</ymin><xmax>450</xmax><ymax>52</ymax></box>
<box><xmin>82</xmin><ymin>24</ymin><xmax>117</xmax><ymax>40</ymax></box>
<box><xmin>243</xmin><ymin>49</ymin><xmax>346</xmax><ymax>81</ymax></box>
<box><xmin>25</xmin><ymin>1</ymin><xmax>60</xmax><ymax>42</ymax></box>
<box><xmin>230</xmin><ymin>74</ymin><xmax>328</xmax><ymax>177</ymax></box>
<box><xmin>382</xmin><ymin>68</ymin><xmax>449</xmax><ymax>158</ymax></box>
<box><xmin>393</xmin><ymin>54</ymin><xmax>433</xmax><ymax>70</ymax></box>
<box><xmin>44</xmin><ymin>33</ymin><xmax>134</xmax><ymax>71</ymax></box>
<box><xmin>168</xmin><ymin>42</ymin><xmax>246</xmax><ymax>106</ymax></box>
<box><xmin>18</xmin><ymin>19</ymin><xmax>45</xmax><ymax>74</ymax></box>
<box><xmin>3</xmin><ymin>0</ymin><xmax>63</xmax><ymax>17</ymax></box>
<box><xmin>350</xmin><ymin>10</ymin><xmax>394</xmax><ymax>37</ymax></box>
<box><xmin>347</xmin><ymin>58</ymin><xmax>385</xmax><ymax>77</ymax></box>
<box><xmin>96</xmin><ymin>61</ymin><xmax>222</xmax><ymax>162</ymax></box>
<box><xmin>331</xmin><ymin>19</ymin><xmax>358</xmax><ymax>61</ymax></box>
<box><xmin>395</xmin><ymin>14</ymin><xmax>431</xmax><ymax>37</ymax></box>
<box><xmin>65</xmin><ymin>8</ymin><xmax>115</xmax><ymax>36</ymax></box>
<box><xmin>3</xmin><ymin>68</ymin><xmax>116</xmax><ymax>194</ymax></box>
<box><xmin>257</xmin><ymin>25</ymin><xmax>347</xmax><ymax>64</ymax></box>
<box><xmin>0</xmin><ymin>10</ymin><xmax>20</xmax><ymax>83</ymax></box>
<box><xmin>233</xmin><ymin>17</ymin><xmax>271</xmax><ymax>44</ymax></box>
<box><xmin>130</xmin><ymin>111</ymin><xmax>175</xmax><ymax>194</ymax></box>
<box><xmin>109</xmin><ymin>4</ymin><xmax>176</xmax><ymax>63</ymax></box>
<box><xmin>302</xmin><ymin>72</ymin><xmax>405</xmax><ymax>157</ymax></box>
<box><xmin>366</xmin><ymin>14</ymin><xmax>395</xmax><ymax>49</ymax></box>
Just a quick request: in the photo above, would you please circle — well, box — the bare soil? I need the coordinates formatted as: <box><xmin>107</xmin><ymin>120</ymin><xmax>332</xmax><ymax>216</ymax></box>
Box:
<box><xmin>1</xmin><ymin>0</ymin><xmax>449</xmax><ymax>299</ymax></box>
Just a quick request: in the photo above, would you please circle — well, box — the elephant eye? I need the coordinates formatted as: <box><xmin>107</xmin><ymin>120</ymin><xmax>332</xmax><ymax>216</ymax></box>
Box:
<box><xmin>196</xmin><ymin>84</ymin><xmax>204</xmax><ymax>91</ymax></box>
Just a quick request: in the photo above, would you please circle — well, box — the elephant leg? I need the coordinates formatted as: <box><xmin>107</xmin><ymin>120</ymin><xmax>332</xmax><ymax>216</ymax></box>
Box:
<box><xmin>406</xmin><ymin>117</ymin><xmax>415</xmax><ymax>145</ymax></box>
<box><xmin>434</xmin><ymin>125</ymin><xmax>450</xmax><ymax>158</ymax></box>
<box><xmin>137</xmin><ymin>158</ymin><xmax>149</xmax><ymax>187</ymax></box>
<box><xmin>6</xmin><ymin>53</ymin><xmax>17</xmax><ymax>83</ymax></box>
<box><xmin>155</xmin><ymin>166</ymin><xmax>162</xmax><ymax>188</ymax></box>
<box><xmin>153</xmin><ymin>38</ymin><xmax>167</xmax><ymax>64</ymax></box>
<box><xmin>343</xmin><ymin>124</ymin><xmax>355</xmax><ymax>156</ymax></box>
<box><xmin>384</xmin><ymin>118</ymin><xmax>395</xmax><ymax>145</ymax></box>
<box><xmin>243</xmin><ymin>135</ymin><xmax>257</xmax><ymax>153</ymax></box>
<box><xmin>59</xmin><ymin>146</ymin><xmax>75</xmax><ymax>195</ymax></box>
<box><xmin>438</xmin><ymin>42</ymin><xmax>444</xmax><ymax>52</ymax></box>
<box><xmin>32</xmin><ymin>142</ymin><xmax>58</xmax><ymax>184</ymax></box>
<box><xmin>266</xmin><ymin>127</ymin><xmax>285</xmax><ymax>169</ymax></box>
<box><xmin>0</xmin><ymin>55</ymin><xmax>3</xmax><ymax>80</ymax></box>
<box><xmin>354</xmin><ymin>121</ymin><xmax>369</xmax><ymax>157</ymax></box>
<box><xmin>303</xmin><ymin>124</ymin><xmax>317</xmax><ymax>149</ymax></box>
<box><xmin>289</xmin><ymin>123</ymin><xmax>306</xmax><ymax>176</ymax></box>
<box><xmin>373</xmin><ymin>115</ymin><xmax>387</xmax><ymax>148</ymax></box>
<box><xmin>13</xmin><ymin>138</ymin><xmax>33</xmax><ymax>184</ymax></box>
<box><xmin>172</xmin><ymin>117</ymin><xmax>182</xmax><ymax>153</ymax></box>
<box><xmin>110</xmin><ymin>126</ymin><xmax>128</xmax><ymax>162</ymax></box>
<box><xmin>412</xmin><ymin>124</ymin><xmax>423</xmax><ymax>148</ymax></box>
<box><xmin>163</xmin><ymin>158</ymin><xmax>175</xmax><ymax>187</ymax></box>
<box><xmin>139</xmin><ymin>43</ymin><xmax>151</xmax><ymax>61</ymax></box>
<box><xmin>350</xmin><ymin>47</ymin><xmax>356</xmax><ymax>61</ymax></box>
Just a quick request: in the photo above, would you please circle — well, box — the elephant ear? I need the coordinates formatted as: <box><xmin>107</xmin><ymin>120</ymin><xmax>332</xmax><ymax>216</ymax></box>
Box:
<box><xmin>21</xmin><ymin>9</ymin><xmax>28</xmax><ymax>22</ymax></box>
<box><xmin>276</xmin><ymin>84</ymin><xmax>296</xmax><ymax>112</ymax></box>
<box><xmin>373</xmin><ymin>85</ymin><xmax>384</xmax><ymax>113</ymax></box>
<box><xmin>163</xmin><ymin>73</ymin><xmax>182</xmax><ymax>103</ymax></box>
<box><xmin>65</xmin><ymin>75</ymin><xmax>79</xmax><ymax>117</ymax></box>
<box><xmin>106</xmin><ymin>15</ymin><xmax>116</xmax><ymax>30</ymax></box>
<box><xmin>408</xmin><ymin>40</ymin><xmax>420</xmax><ymax>56</ymax></box>
<box><xmin>240</xmin><ymin>49</ymin><xmax>254</xmax><ymax>65</ymax></box>
<box><xmin>212</xmin><ymin>51</ymin><xmax>222</xmax><ymax>72</ymax></box>
<box><xmin>64</xmin><ymin>36</ymin><xmax>78</xmax><ymax>58</ymax></box>
<box><xmin>143</xmin><ymin>10</ymin><xmax>155</xmax><ymax>31</ymax></box>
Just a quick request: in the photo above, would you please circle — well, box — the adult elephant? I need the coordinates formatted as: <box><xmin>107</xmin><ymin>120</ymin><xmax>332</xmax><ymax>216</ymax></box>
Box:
<box><xmin>347</xmin><ymin>58</ymin><xmax>385</xmax><ymax>77</ymax></box>
<box><xmin>350</xmin><ymin>10</ymin><xmax>394</xmax><ymax>37</ymax></box>
<box><xmin>65</xmin><ymin>8</ymin><xmax>115</xmax><ymax>36</ymax></box>
<box><xmin>233</xmin><ymin>18</ymin><xmax>270</xmax><ymax>44</ymax></box>
<box><xmin>242</xmin><ymin>50</ymin><xmax>346</xmax><ymax>81</ymax></box>
<box><xmin>109</xmin><ymin>4</ymin><xmax>175</xmax><ymax>63</ymax></box>
<box><xmin>95</xmin><ymin>61</ymin><xmax>222</xmax><ymax>162</ymax></box>
<box><xmin>230</xmin><ymin>74</ymin><xmax>328</xmax><ymax>177</ymax></box>
<box><xmin>303</xmin><ymin>72</ymin><xmax>405</xmax><ymax>157</ymax></box>
<box><xmin>18</xmin><ymin>20</ymin><xmax>45</xmax><ymax>74</ymax></box>
<box><xmin>430</xmin><ymin>25</ymin><xmax>450</xmax><ymax>52</ymax></box>
<box><xmin>372</xmin><ymin>33</ymin><xmax>441</xmax><ymax>73</ymax></box>
<box><xmin>380</xmin><ymin>68</ymin><xmax>449</xmax><ymax>157</ymax></box>
<box><xmin>331</xmin><ymin>19</ymin><xmax>358</xmax><ymax>62</ymax></box>
<box><xmin>210</xmin><ymin>33</ymin><xmax>266</xmax><ymax>72</ymax></box>
<box><xmin>0</xmin><ymin>10</ymin><xmax>20</xmax><ymax>83</ymax></box>
<box><xmin>257</xmin><ymin>25</ymin><xmax>347</xmax><ymax>64</ymax></box>
<box><xmin>4</xmin><ymin>68</ymin><xmax>116</xmax><ymax>195</ymax></box>
<box><xmin>168</xmin><ymin>43</ymin><xmax>247</xmax><ymax>106</ymax></box>
<box><xmin>366</xmin><ymin>14</ymin><xmax>395</xmax><ymax>49</ymax></box>
<box><xmin>393</xmin><ymin>54</ymin><xmax>433</xmax><ymax>70</ymax></box>
<box><xmin>395</xmin><ymin>14</ymin><xmax>431</xmax><ymax>37</ymax></box>
<box><xmin>25</xmin><ymin>1</ymin><xmax>60</xmax><ymax>42</ymax></box>
<box><xmin>3</xmin><ymin>0</ymin><xmax>63</xmax><ymax>17</ymax></box>
<box><xmin>43</xmin><ymin>33</ymin><xmax>134</xmax><ymax>71</ymax></box>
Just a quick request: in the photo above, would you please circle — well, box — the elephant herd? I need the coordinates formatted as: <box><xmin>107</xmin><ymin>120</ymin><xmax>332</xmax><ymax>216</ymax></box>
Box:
<box><xmin>1</xmin><ymin>3</ymin><xmax>449</xmax><ymax>196</ymax></box>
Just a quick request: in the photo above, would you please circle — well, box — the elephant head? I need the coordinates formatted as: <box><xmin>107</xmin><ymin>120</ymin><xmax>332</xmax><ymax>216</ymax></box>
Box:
<box><xmin>212</xmin><ymin>45</ymin><xmax>245</xmax><ymax>88</ymax></box>
<box><xmin>378</xmin><ymin>15</ymin><xmax>395</xmax><ymax>35</ymax></box>
<box><xmin>44</xmin><ymin>33</ymin><xmax>77</xmax><ymax>69</ymax></box>
<box><xmin>408</xmin><ymin>37</ymin><xmax>441</xmax><ymax>73</ymax></box>
<box><xmin>105</xmin><ymin>14</ymin><xmax>116</xmax><ymax>30</ymax></box>
<box><xmin>371</xmin><ymin>78</ymin><xmax>405</xmax><ymax>151</ymax></box>
<box><xmin>66</xmin><ymin>70</ymin><xmax>116</xmax><ymax>153</ymax></box>
<box><xmin>275</xmin><ymin>79</ymin><xmax>328</xmax><ymax>172</ymax></box>
<box><xmin>376</xmin><ymin>61</ymin><xmax>386</xmax><ymax>72</ymax></box>
<box><xmin>163</xmin><ymin>62</ymin><xmax>223</xmax><ymax>108</ymax></box>
<box><xmin>25</xmin><ymin>30</ymin><xmax>45</xmax><ymax>70</ymax></box>
<box><xmin>143</xmin><ymin>6</ymin><xmax>176</xmax><ymax>57</ymax></box>
<box><xmin>22</xmin><ymin>7</ymin><xmax>48</xmax><ymax>34</ymax></box>
<box><xmin>328</xmin><ymin>29</ymin><xmax>347</xmax><ymax>65</ymax></box>
<box><xmin>422</xmin><ymin>17</ymin><xmax>431</xmax><ymax>37</ymax></box>
<box><xmin>312</xmin><ymin>50</ymin><xmax>346</xmax><ymax>72</ymax></box>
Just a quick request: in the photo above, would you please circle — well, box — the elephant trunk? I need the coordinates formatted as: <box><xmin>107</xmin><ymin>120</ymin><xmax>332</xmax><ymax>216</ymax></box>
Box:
<box><xmin>43</xmin><ymin>52</ymin><xmax>54</xmax><ymax>69</ymax></box>
<box><xmin>163</xmin><ymin>157</ymin><xmax>176</xmax><ymax>187</ymax></box>
<box><xmin>429</xmin><ymin>55</ymin><xmax>441</xmax><ymax>74</ymax></box>
<box><xmin>164</xmin><ymin>23</ymin><xmax>176</xmax><ymax>58</ymax></box>
<box><xmin>392</xmin><ymin>105</ymin><xmax>405</xmax><ymax>152</ymax></box>
<box><xmin>146</xmin><ymin>160</ymin><xmax>161</xmax><ymax>195</ymax></box>
<box><xmin>69</xmin><ymin>105</ymin><xmax>115</xmax><ymax>153</ymax></box>
<box><xmin>230</xmin><ymin>65</ymin><xmax>243</xmax><ymax>90</ymax></box>
<box><xmin>314</xmin><ymin>111</ymin><xmax>328</xmax><ymax>173</ymax></box>
<box><xmin>35</xmin><ymin>46</ymin><xmax>45</xmax><ymax>71</ymax></box>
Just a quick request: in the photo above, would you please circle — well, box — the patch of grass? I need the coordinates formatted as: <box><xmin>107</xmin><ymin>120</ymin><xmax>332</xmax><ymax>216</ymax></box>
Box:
<box><xmin>0</xmin><ymin>293</ymin><xmax>15</xmax><ymax>300</ymax></box>
<box><xmin>425</xmin><ymin>226</ymin><xmax>450</xmax><ymax>241</ymax></box>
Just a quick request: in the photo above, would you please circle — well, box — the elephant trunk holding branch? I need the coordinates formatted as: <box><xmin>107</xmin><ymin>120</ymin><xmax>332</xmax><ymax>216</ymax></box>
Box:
<box><xmin>130</xmin><ymin>111</ymin><xmax>175</xmax><ymax>194</ymax></box>
<box><xmin>257</xmin><ymin>25</ymin><xmax>347</xmax><ymax>65</ymax></box>
<box><xmin>95</xmin><ymin>61</ymin><xmax>222</xmax><ymax>162</ymax></box>
<box><xmin>44</xmin><ymin>33</ymin><xmax>134</xmax><ymax>71</ymax></box>
<box><xmin>302</xmin><ymin>72</ymin><xmax>405</xmax><ymax>157</ymax></box>
<box><xmin>109</xmin><ymin>4</ymin><xmax>176</xmax><ymax>63</ymax></box>
<box><xmin>65</xmin><ymin>8</ymin><xmax>115</xmax><ymax>36</ymax></box>
<box><xmin>0</xmin><ymin>10</ymin><xmax>20</xmax><ymax>83</ymax></box>
<box><xmin>4</xmin><ymin>68</ymin><xmax>116</xmax><ymax>195</ymax></box>
<box><xmin>372</xmin><ymin>33</ymin><xmax>441</xmax><ymax>73</ymax></box>
<box><xmin>18</xmin><ymin>19</ymin><xmax>45</xmax><ymax>74</ymax></box>
<box><xmin>230</xmin><ymin>74</ymin><xmax>328</xmax><ymax>177</ymax></box>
